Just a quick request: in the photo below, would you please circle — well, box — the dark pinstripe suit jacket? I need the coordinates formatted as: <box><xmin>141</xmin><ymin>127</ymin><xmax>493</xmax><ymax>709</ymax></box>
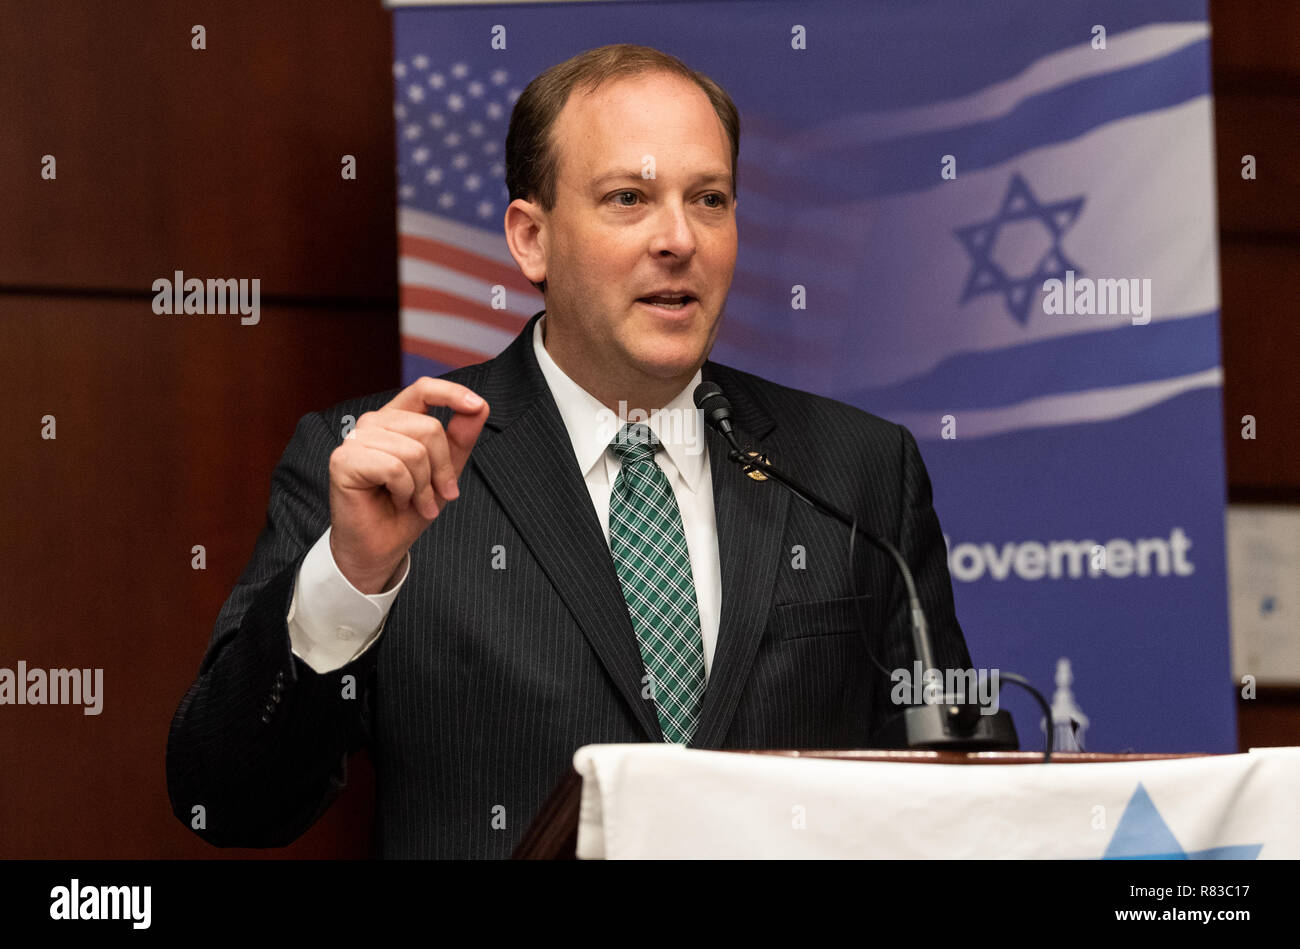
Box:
<box><xmin>166</xmin><ymin>311</ymin><xmax>972</xmax><ymax>858</ymax></box>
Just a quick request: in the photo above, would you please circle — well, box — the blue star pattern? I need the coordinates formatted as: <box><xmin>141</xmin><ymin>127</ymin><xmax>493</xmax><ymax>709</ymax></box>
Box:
<box><xmin>1103</xmin><ymin>783</ymin><xmax>1263</xmax><ymax>860</ymax></box>
<box><xmin>393</xmin><ymin>56</ymin><xmax>520</xmax><ymax>224</ymax></box>
<box><xmin>954</xmin><ymin>173</ymin><xmax>1085</xmax><ymax>326</ymax></box>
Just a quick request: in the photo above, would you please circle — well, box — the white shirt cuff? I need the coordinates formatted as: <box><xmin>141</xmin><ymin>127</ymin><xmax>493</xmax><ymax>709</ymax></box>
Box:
<box><xmin>287</xmin><ymin>527</ymin><xmax>410</xmax><ymax>674</ymax></box>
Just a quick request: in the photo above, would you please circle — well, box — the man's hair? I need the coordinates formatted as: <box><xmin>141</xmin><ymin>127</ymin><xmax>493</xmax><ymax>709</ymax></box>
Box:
<box><xmin>505</xmin><ymin>43</ymin><xmax>741</xmax><ymax>294</ymax></box>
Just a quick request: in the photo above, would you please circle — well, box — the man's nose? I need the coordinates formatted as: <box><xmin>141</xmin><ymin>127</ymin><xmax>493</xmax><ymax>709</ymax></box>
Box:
<box><xmin>648</xmin><ymin>201</ymin><xmax>697</xmax><ymax>258</ymax></box>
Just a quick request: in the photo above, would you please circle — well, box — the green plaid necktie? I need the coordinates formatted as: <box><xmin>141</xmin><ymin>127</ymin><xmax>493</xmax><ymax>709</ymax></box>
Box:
<box><xmin>608</xmin><ymin>422</ymin><xmax>706</xmax><ymax>745</ymax></box>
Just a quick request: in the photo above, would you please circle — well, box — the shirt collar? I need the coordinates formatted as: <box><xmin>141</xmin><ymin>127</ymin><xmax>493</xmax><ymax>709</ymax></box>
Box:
<box><xmin>532</xmin><ymin>314</ymin><xmax>708</xmax><ymax>493</ymax></box>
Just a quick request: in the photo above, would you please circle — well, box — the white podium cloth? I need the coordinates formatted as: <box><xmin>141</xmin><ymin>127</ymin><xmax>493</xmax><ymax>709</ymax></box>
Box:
<box><xmin>573</xmin><ymin>744</ymin><xmax>1300</xmax><ymax>859</ymax></box>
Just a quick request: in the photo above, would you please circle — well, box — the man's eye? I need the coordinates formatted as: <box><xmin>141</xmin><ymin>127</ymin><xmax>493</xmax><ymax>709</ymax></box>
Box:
<box><xmin>609</xmin><ymin>191</ymin><xmax>727</xmax><ymax>208</ymax></box>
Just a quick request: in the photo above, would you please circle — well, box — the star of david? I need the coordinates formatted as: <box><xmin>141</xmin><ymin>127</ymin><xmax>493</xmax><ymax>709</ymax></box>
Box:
<box><xmin>1103</xmin><ymin>783</ymin><xmax>1263</xmax><ymax>859</ymax></box>
<box><xmin>954</xmin><ymin>173</ymin><xmax>1085</xmax><ymax>325</ymax></box>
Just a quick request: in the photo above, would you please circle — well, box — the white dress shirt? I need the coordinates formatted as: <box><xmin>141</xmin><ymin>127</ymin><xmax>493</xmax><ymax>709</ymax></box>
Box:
<box><xmin>287</xmin><ymin>315</ymin><xmax>722</xmax><ymax>682</ymax></box>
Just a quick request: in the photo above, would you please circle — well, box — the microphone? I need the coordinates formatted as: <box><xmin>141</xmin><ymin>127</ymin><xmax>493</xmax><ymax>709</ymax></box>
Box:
<box><xmin>693</xmin><ymin>381</ymin><xmax>736</xmax><ymax>442</ymax></box>
<box><xmin>693</xmin><ymin>381</ymin><xmax>1021</xmax><ymax>752</ymax></box>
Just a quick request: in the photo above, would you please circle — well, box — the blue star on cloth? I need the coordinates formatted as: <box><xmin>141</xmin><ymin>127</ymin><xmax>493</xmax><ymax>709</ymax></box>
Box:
<box><xmin>954</xmin><ymin>173</ymin><xmax>1085</xmax><ymax>326</ymax></box>
<box><xmin>1103</xmin><ymin>783</ymin><xmax>1263</xmax><ymax>859</ymax></box>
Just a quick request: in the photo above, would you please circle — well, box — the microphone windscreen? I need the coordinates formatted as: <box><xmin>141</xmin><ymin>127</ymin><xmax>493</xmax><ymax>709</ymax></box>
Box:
<box><xmin>693</xmin><ymin>381</ymin><xmax>724</xmax><ymax>410</ymax></box>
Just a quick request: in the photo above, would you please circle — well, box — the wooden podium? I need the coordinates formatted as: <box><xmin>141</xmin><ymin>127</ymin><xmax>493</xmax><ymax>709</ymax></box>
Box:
<box><xmin>511</xmin><ymin>749</ymin><xmax>1203</xmax><ymax>859</ymax></box>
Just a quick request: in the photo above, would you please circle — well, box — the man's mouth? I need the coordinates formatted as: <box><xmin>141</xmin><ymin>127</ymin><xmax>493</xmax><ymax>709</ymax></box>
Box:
<box><xmin>637</xmin><ymin>294</ymin><xmax>696</xmax><ymax>310</ymax></box>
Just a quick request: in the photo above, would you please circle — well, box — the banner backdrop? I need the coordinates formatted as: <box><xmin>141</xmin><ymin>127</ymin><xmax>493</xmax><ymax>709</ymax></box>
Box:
<box><xmin>391</xmin><ymin>0</ymin><xmax>1232</xmax><ymax>752</ymax></box>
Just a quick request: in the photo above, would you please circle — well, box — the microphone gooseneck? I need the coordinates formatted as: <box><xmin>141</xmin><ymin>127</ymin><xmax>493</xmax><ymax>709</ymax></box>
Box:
<box><xmin>694</xmin><ymin>382</ymin><xmax>934</xmax><ymax>672</ymax></box>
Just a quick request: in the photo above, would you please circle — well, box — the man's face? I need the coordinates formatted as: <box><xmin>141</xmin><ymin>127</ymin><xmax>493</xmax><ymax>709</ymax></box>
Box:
<box><xmin>517</xmin><ymin>71</ymin><xmax>737</xmax><ymax>399</ymax></box>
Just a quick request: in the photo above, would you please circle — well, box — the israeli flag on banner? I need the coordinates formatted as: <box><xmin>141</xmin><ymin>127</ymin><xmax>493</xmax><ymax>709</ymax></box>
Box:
<box><xmin>392</xmin><ymin>0</ymin><xmax>1231</xmax><ymax>752</ymax></box>
<box><xmin>834</xmin><ymin>21</ymin><xmax>1219</xmax><ymax>437</ymax></box>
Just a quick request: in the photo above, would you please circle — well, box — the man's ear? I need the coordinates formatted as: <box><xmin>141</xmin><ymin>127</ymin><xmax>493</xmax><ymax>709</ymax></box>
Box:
<box><xmin>504</xmin><ymin>198</ymin><xmax>547</xmax><ymax>288</ymax></box>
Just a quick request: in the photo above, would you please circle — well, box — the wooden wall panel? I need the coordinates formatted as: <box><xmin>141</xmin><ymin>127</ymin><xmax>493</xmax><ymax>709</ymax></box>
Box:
<box><xmin>1213</xmin><ymin>94</ymin><xmax>1300</xmax><ymax>236</ymax></box>
<box><xmin>0</xmin><ymin>293</ymin><xmax>396</xmax><ymax>857</ymax></box>
<box><xmin>1210</xmin><ymin>0</ymin><xmax>1300</xmax><ymax>500</ymax></box>
<box><xmin>1208</xmin><ymin>0</ymin><xmax>1300</xmax><ymax>75</ymax></box>
<box><xmin>1218</xmin><ymin>242</ymin><xmax>1300</xmax><ymax>493</ymax></box>
<box><xmin>1210</xmin><ymin>0</ymin><xmax>1300</xmax><ymax>745</ymax></box>
<box><xmin>1239</xmin><ymin>688</ymin><xmax>1300</xmax><ymax>750</ymax></box>
<box><xmin>0</xmin><ymin>0</ymin><xmax>396</xmax><ymax>299</ymax></box>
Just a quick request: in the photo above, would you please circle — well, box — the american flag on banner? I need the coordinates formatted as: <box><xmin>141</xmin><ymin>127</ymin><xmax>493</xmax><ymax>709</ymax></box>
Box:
<box><xmin>393</xmin><ymin>55</ymin><xmax>541</xmax><ymax>373</ymax></box>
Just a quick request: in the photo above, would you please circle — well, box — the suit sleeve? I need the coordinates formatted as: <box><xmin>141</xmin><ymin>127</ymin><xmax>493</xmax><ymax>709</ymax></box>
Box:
<box><xmin>165</xmin><ymin>409</ymin><xmax>379</xmax><ymax>848</ymax></box>
<box><xmin>871</xmin><ymin>424</ymin><xmax>974</xmax><ymax>726</ymax></box>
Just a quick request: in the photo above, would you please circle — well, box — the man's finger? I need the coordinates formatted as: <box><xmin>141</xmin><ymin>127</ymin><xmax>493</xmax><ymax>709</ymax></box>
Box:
<box><xmin>341</xmin><ymin>444</ymin><xmax>419</xmax><ymax>512</ymax></box>
<box><xmin>352</xmin><ymin>427</ymin><xmax>440</xmax><ymax>517</ymax></box>
<box><xmin>445</xmin><ymin>399</ymin><xmax>490</xmax><ymax>474</ymax></box>
<box><xmin>364</xmin><ymin>409</ymin><xmax>459</xmax><ymax>502</ymax></box>
<box><xmin>384</xmin><ymin>376</ymin><xmax>485</xmax><ymax>416</ymax></box>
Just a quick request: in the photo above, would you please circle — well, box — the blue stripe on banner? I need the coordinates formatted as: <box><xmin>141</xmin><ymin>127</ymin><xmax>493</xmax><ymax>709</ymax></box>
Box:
<box><xmin>782</xmin><ymin>39</ymin><xmax>1211</xmax><ymax>204</ymax></box>
<box><xmin>850</xmin><ymin>311</ymin><xmax>1220</xmax><ymax>411</ymax></box>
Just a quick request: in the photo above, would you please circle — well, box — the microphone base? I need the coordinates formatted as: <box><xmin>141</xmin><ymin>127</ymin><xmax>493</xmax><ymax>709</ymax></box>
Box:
<box><xmin>870</xmin><ymin>704</ymin><xmax>1019</xmax><ymax>752</ymax></box>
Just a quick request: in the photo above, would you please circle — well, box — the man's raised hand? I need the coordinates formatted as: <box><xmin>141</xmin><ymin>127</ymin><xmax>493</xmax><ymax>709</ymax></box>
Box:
<box><xmin>327</xmin><ymin>378</ymin><xmax>489</xmax><ymax>594</ymax></box>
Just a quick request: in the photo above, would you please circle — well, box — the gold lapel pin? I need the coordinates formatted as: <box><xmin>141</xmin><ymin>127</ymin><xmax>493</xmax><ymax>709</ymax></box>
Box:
<box><xmin>736</xmin><ymin>449</ymin><xmax>770</xmax><ymax>482</ymax></box>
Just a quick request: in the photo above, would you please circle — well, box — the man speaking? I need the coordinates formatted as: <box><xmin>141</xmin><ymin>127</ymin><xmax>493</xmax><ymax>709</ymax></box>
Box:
<box><xmin>167</xmin><ymin>43</ymin><xmax>973</xmax><ymax>858</ymax></box>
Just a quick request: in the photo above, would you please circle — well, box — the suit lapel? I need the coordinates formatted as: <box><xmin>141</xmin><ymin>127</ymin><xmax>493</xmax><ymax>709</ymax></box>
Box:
<box><xmin>690</xmin><ymin>363</ymin><xmax>790</xmax><ymax>749</ymax></box>
<box><xmin>468</xmin><ymin>313</ymin><xmax>663</xmax><ymax>741</ymax></box>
